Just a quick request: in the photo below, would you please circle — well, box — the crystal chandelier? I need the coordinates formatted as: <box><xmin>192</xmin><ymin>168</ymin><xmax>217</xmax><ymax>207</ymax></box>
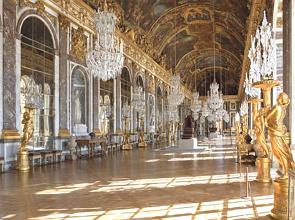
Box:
<box><xmin>207</xmin><ymin>79</ymin><xmax>224</xmax><ymax>111</ymax></box>
<box><xmin>86</xmin><ymin>1</ymin><xmax>124</xmax><ymax>81</ymax></box>
<box><xmin>191</xmin><ymin>91</ymin><xmax>202</xmax><ymax>113</ymax></box>
<box><xmin>167</xmin><ymin>74</ymin><xmax>184</xmax><ymax>107</ymax></box>
<box><xmin>245</xmin><ymin>11</ymin><xmax>275</xmax><ymax>97</ymax></box>
<box><xmin>168</xmin><ymin>103</ymin><xmax>179</xmax><ymax>122</ymax></box>
<box><xmin>240</xmin><ymin>100</ymin><xmax>248</xmax><ymax>116</ymax></box>
<box><xmin>201</xmin><ymin>0</ymin><xmax>228</xmax><ymax>123</ymax></box>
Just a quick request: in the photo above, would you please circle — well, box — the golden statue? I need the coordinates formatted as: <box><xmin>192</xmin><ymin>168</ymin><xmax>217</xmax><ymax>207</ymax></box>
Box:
<box><xmin>265</xmin><ymin>92</ymin><xmax>295</xmax><ymax>178</ymax></box>
<box><xmin>254</xmin><ymin>107</ymin><xmax>271</xmax><ymax>157</ymax></box>
<box><xmin>20</xmin><ymin>108</ymin><xmax>34</xmax><ymax>152</ymax></box>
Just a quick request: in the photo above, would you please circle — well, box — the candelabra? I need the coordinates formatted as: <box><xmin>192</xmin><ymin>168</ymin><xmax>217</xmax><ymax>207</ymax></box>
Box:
<box><xmin>245</xmin><ymin>11</ymin><xmax>294</xmax><ymax>219</ymax></box>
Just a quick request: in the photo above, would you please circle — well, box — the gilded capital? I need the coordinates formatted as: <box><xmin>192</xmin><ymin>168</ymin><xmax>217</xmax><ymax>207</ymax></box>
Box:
<box><xmin>59</xmin><ymin>15</ymin><xmax>70</xmax><ymax>30</ymax></box>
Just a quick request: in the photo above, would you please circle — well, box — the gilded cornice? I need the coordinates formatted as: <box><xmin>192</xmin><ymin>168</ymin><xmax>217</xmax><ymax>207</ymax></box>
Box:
<box><xmin>29</xmin><ymin>0</ymin><xmax>192</xmax><ymax>99</ymax></box>
<box><xmin>238</xmin><ymin>0</ymin><xmax>266</xmax><ymax>99</ymax></box>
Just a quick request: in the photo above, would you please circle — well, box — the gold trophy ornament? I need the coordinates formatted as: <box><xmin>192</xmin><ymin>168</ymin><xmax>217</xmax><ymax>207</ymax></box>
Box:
<box><xmin>265</xmin><ymin>92</ymin><xmax>295</xmax><ymax>220</ymax></box>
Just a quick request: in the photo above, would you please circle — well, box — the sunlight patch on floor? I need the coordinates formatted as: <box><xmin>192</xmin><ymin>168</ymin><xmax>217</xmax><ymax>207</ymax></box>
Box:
<box><xmin>35</xmin><ymin>182</ymin><xmax>100</xmax><ymax>195</ymax></box>
<box><xmin>28</xmin><ymin>195</ymin><xmax>273</xmax><ymax>220</ymax></box>
<box><xmin>89</xmin><ymin>173</ymin><xmax>256</xmax><ymax>193</ymax></box>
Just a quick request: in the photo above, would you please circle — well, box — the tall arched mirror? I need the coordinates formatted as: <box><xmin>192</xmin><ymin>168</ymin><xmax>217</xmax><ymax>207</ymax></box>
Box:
<box><xmin>20</xmin><ymin>16</ymin><xmax>55</xmax><ymax>149</ymax></box>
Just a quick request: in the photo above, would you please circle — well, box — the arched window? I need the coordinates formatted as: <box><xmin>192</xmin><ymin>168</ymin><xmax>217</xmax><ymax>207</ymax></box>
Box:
<box><xmin>20</xmin><ymin>16</ymin><xmax>55</xmax><ymax>148</ymax></box>
<box><xmin>71</xmin><ymin>68</ymin><xmax>88</xmax><ymax>135</ymax></box>
<box><xmin>100</xmin><ymin>79</ymin><xmax>114</xmax><ymax>133</ymax></box>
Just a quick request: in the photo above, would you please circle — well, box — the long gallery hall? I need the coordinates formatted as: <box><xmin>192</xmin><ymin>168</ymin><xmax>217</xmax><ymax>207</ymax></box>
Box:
<box><xmin>0</xmin><ymin>0</ymin><xmax>295</xmax><ymax>220</ymax></box>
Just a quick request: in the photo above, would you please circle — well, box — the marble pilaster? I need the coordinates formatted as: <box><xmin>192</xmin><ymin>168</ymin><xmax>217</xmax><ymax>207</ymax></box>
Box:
<box><xmin>116</xmin><ymin>76</ymin><xmax>122</xmax><ymax>132</ymax></box>
<box><xmin>93</xmin><ymin>78</ymin><xmax>100</xmax><ymax>133</ymax></box>
<box><xmin>2</xmin><ymin>0</ymin><xmax>20</xmax><ymax>140</ymax></box>
<box><xmin>113</xmin><ymin>78</ymin><xmax>117</xmax><ymax>133</ymax></box>
<box><xmin>1</xmin><ymin>0</ymin><xmax>19</xmax><ymax>170</ymax></box>
<box><xmin>0</xmin><ymin>0</ymin><xmax>3</xmax><ymax>137</ymax></box>
<box><xmin>58</xmin><ymin>20</ymin><xmax>70</xmax><ymax>137</ymax></box>
<box><xmin>283</xmin><ymin>0</ymin><xmax>295</xmax><ymax>147</ymax></box>
<box><xmin>89</xmin><ymin>74</ymin><xmax>93</xmax><ymax>132</ymax></box>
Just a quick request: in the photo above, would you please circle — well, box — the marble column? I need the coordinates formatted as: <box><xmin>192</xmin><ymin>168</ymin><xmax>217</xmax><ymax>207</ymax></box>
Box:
<box><xmin>58</xmin><ymin>17</ymin><xmax>70</xmax><ymax>137</ymax></box>
<box><xmin>1</xmin><ymin>1</ymin><xmax>20</xmax><ymax>170</ymax></box>
<box><xmin>2</xmin><ymin>0</ymin><xmax>19</xmax><ymax>140</ymax></box>
<box><xmin>0</xmin><ymin>0</ymin><xmax>3</xmax><ymax>159</ymax></box>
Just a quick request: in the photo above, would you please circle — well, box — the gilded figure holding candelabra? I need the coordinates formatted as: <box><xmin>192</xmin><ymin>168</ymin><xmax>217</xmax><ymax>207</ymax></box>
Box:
<box><xmin>265</xmin><ymin>92</ymin><xmax>295</xmax><ymax>179</ymax></box>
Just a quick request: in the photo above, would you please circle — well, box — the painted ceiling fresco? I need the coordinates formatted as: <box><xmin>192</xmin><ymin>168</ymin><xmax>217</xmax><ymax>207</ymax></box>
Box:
<box><xmin>85</xmin><ymin>0</ymin><xmax>250</xmax><ymax>95</ymax></box>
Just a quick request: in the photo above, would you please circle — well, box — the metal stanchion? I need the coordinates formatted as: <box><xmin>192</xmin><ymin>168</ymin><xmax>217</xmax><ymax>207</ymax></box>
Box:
<box><xmin>246</xmin><ymin>167</ymin><xmax>249</xmax><ymax>198</ymax></box>
<box><xmin>242</xmin><ymin>167</ymin><xmax>251</xmax><ymax>199</ymax></box>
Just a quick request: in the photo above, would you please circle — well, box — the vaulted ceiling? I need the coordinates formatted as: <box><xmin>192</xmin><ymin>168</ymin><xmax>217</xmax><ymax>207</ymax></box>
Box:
<box><xmin>85</xmin><ymin>0</ymin><xmax>251</xmax><ymax>95</ymax></box>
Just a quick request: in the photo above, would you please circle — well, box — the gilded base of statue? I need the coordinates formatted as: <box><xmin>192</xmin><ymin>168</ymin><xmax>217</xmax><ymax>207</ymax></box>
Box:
<box><xmin>138</xmin><ymin>142</ymin><xmax>147</xmax><ymax>148</ymax></box>
<box><xmin>17</xmin><ymin>150</ymin><xmax>30</xmax><ymax>172</ymax></box>
<box><xmin>271</xmin><ymin>178</ymin><xmax>288</xmax><ymax>220</ymax></box>
<box><xmin>121</xmin><ymin>143</ymin><xmax>132</xmax><ymax>150</ymax></box>
<box><xmin>255</xmin><ymin>157</ymin><xmax>272</xmax><ymax>183</ymax></box>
